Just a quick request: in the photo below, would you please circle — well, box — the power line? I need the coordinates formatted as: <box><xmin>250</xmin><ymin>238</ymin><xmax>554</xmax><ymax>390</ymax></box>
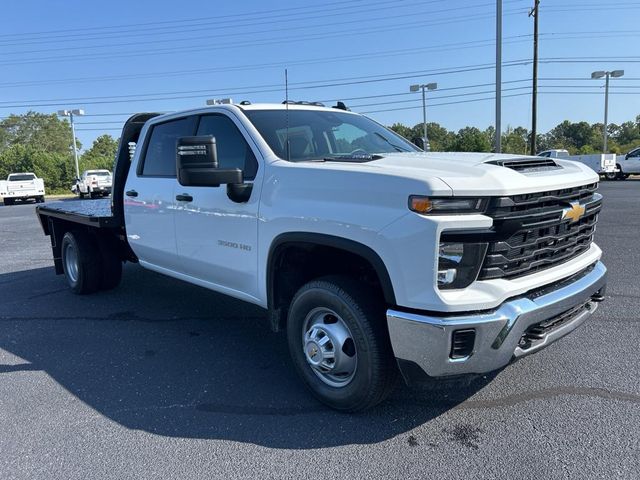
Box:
<box><xmin>0</xmin><ymin>37</ymin><xmax>529</xmax><ymax>89</ymax></box>
<box><xmin>1</xmin><ymin>32</ymin><xmax>636</xmax><ymax>90</ymax></box>
<box><xmin>0</xmin><ymin>60</ymin><xmax>534</xmax><ymax>108</ymax></box>
<box><xmin>0</xmin><ymin>9</ymin><xmax>528</xmax><ymax>67</ymax></box>
<box><xmin>0</xmin><ymin>1</ymin><xmax>507</xmax><ymax>52</ymax></box>
<box><xmin>2</xmin><ymin>56</ymin><xmax>638</xmax><ymax>110</ymax></box>
<box><xmin>0</xmin><ymin>0</ymin><xmax>530</xmax><ymax>46</ymax></box>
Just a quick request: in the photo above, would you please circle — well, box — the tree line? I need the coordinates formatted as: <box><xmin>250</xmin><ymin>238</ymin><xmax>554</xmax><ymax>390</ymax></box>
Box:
<box><xmin>0</xmin><ymin>112</ymin><xmax>119</xmax><ymax>193</ymax></box>
<box><xmin>390</xmin><ymin>116</ymin><xmax>640</xmax><ymax>155</ymax></box>
<box><xmin>1</xmin><ymin>111</ymin><xmax>639</xmax><ymax>193</ymax></box>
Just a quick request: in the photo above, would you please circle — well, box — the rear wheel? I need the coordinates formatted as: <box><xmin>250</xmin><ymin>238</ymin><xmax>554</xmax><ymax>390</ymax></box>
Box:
<box><xmin>3</xmin><ymin>198</ymin><xmax>14</xmax><ymax>206</ymax></box>
<box><xmin>286</xmin><ymin>276</ymin><xmax>398</xmax><ymax>411</ymax></box>
<box><xmin>604</xmin><ymin>171</ymin><xmax>618</xmax><ymax>181</ymax></box>
<box><xmin>61</xmin><ymin>230</ymin><xmax>102</xmax><ymax>294</ymax></box>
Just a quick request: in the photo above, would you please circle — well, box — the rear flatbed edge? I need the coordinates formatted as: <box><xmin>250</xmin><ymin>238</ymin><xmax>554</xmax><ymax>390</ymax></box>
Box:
<box><xmin>36</xmin><ymin>199</ymin><xmax>121</xmax><ymax>228</ymax></box>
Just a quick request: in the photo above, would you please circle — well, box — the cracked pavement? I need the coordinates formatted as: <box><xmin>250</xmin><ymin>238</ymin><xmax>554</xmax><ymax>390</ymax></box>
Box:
<box><xmin>1</xmin><ymin>181</ymin><xmax>639</xmax><ymax>479</ymax></box>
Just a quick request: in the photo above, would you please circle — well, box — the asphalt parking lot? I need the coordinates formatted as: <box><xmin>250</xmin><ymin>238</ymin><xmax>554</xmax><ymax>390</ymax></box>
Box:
<box><xmin>1</xmin><ymin>181</ymin><xmax>638</xmax><ymax>480</ymax></box>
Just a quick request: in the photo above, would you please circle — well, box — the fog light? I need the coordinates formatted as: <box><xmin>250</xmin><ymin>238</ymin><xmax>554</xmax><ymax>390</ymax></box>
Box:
<box><xmin>438</xmin><ymin>268</ymin><xmax>457</xmax><ymax>285</ymax></box>
<box><xmin>438</xmin><ymin>242</ymin><xmax>488</xmax><ymax>289</ymax></box>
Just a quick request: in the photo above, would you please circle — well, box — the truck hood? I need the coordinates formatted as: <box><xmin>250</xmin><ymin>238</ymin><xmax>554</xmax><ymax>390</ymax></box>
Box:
<box><xmin>360</xmin><ymin>152</ymin><xmax>599</xmax><ymax>196</ymax></box>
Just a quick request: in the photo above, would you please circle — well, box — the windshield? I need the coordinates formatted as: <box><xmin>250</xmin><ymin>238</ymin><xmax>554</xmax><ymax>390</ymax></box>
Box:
<box><xmin>244</xmin><ymin>109</ymin><xmax>420</xmax><ymax>162</ymax></box>
<box><xmin>8</xmin><ymin>174</ymin><xmax>35</xmax><ymax>181</ymax></box>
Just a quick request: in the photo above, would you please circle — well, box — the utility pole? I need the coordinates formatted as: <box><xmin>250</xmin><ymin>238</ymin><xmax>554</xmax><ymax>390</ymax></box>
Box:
<box><xmin>529</xmin><ymin>0</ymin><xmax>540</xmax><ymax>155</ymax></box>
<box><xmin>495</xmin><ymin>0</ymin><xmax>502</xmax><ymax>153</ymax></box>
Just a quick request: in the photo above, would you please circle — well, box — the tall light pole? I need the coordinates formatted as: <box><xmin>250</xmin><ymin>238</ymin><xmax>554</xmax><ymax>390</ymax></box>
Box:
<box><xmin>57</xmin><ymin>109</ymin><xmax>85</xmax><ymax>179</ymax></box>
<box><xmin>591</xmin><ymin>70</ymin><xmax>624</xmax><ymax>153</ymax></box>
<box><xmin>410</xmin><ymin>82</ymin><xmax>438</xmax><ymax>151</ymax></box>
<box><xmin>495</xmin><ymin>0</ymin><xmax>502</xmax><ymax>153</ymax></box>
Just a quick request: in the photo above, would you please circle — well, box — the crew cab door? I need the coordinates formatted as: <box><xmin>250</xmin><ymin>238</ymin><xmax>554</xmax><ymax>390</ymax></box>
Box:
<box><xmin>174</xmin><ymin>112</ymin><xmax>262</xmax><ymax>298</ymax></box>
<box><xmin>124</xmin><ymin>115</ymin><xmax>197</xmax><ymax>271</ymax></box>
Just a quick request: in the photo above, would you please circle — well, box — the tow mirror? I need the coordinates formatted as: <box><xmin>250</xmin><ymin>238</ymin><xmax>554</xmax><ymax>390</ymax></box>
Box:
<box><xmin>176</xmin><ymin>135</ymin><xmax>242</xmax><ymax>187</ymax></box>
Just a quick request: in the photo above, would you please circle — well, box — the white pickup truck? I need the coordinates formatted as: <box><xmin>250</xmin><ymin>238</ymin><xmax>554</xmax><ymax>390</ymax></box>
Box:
<box><xmin>72</xmin><ymin>169</ymin><xmax>113</xmax><ymax>198</ymax></box>
<box><xmin>538</xmin><ymin>150</ymin><xmax>617</xmax><ymax>177</ymax></box>
<box><xmin>1</xmin><ymin>172</ymin><xmax>46</xmax><ymax>205</ymax></box>
<box><xmin>36</xmin><ymin>103</ymin><xmax>607</xmax><ymax>411</ymax></box>
<box><xmin>613</xmin><ymin>147</ymin><xmax>640</xmax><ymax>180</ymax></box>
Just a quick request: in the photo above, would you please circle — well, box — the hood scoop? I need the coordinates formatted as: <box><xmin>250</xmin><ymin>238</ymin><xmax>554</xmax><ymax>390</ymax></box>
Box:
<box><xmin>488</xmin><ymin>157</ymin><xmax>563</xmax><ymax>173</ymax></box>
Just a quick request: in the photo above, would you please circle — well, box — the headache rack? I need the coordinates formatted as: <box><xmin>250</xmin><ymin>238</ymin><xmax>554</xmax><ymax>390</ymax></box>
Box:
<box><xmin>477</xmin><ymin>183</ymin><xmax>601</xmax><ymax>280</ymax></box>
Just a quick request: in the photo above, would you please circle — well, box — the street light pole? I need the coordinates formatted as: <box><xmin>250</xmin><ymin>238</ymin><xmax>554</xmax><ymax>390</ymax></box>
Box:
<box><xmin>69</xmin><ymin>111</ymin><xmax>80</xmax><ymax>179</ymax></box>
<box><xmin>410</xmin><ymin>82</ymin><xmax>438</xmax><ymax>151</ymax></box>
<box><xmin>57</xmin><ymin>109</ymin><xmax>85</xmax><ymax>179</ymax></box>
<box><xmin>603</xmin><ymin>72</ymin><xmax>610</xmax><ymax>153</ymax></box>
<box><xmin>591</xmin><ymin>70</ymin><xmax>624</xmax><ymax>153</ymax></box>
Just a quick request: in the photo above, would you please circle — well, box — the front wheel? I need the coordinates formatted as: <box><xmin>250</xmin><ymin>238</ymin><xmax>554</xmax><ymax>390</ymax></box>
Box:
<box><xmin>286</xmin><ymin>276</ymin><xmax>398</xmax><ymax>411</ymax></box>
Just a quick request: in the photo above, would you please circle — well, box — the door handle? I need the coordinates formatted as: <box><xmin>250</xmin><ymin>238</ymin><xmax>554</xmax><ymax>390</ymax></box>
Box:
<box><xmin>125</xmin><ymin>190</ymin><xmax>138</xmax><ymax>197</ymax></box>
<box><xmin>175</xmin><ymin>194</ymin><xmax>193</xmax><ymax>202</ymax></box>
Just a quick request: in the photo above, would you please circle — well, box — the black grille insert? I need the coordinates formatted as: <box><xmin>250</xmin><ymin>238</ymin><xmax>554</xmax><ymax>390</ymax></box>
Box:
<box><xmin>478</xmin><ymin>183</ymin><xmax>601</xmax><ymax>280</ymax></box>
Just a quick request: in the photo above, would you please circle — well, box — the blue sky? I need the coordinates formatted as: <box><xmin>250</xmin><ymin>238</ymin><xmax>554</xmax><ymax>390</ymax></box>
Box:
<box><xmin>1</xmin><ymin>0</ymin><xmax>638</xmax><ymax>151</ymax></box>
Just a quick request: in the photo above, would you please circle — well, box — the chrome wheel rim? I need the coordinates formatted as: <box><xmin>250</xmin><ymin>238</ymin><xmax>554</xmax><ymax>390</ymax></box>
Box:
<box><xmin>302</xmin><ymin>307</ymin><xmax>357</xmax><ymax>387</ymax></box>
<box><xmin>64</xmin><ymin>242</ymin><xmax>79</xmax><ymax>284</ymax></box>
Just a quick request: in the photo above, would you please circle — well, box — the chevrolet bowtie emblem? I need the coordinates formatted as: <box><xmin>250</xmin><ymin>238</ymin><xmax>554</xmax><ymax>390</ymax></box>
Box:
<box><xmin>562</xmin><ymin>202</ymin><xmax>586</xmax><ymax>223</ymax></box>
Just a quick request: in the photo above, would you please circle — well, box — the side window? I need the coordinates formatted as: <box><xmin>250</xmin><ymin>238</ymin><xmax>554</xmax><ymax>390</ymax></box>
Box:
<box><xmin>141</xmin><ymin>117</ymin><xmax>196</xmax><ymax>176</ymax></box>
<box><xmin>196</xmin><ymin>114</ymin><xmax>258</xmax><ymax>180</ymax></box>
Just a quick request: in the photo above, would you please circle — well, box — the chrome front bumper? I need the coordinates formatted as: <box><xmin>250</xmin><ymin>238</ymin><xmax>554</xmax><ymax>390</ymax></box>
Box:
<box><xmin>387</xmin><ymin>261</ymin><xmax>607</xmax><ymax>379</ymax></box>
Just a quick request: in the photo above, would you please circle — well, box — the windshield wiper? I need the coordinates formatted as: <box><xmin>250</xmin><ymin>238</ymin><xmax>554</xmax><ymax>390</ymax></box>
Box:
<box><xmin>373</xmin><ymin>132</ymin><xmax>411</xmax><ymax>152</ymax></box>
<box><xmin>323</xmin><ymin>153</ymin><xmax>384</xmax><ymax>162</ymax></box>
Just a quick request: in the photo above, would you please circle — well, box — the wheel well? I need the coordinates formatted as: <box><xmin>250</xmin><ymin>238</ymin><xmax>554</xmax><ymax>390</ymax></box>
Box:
<box><xmin>267</xmin><ymin>235</ymin><xmax>395</xmax><ymax>331</ymax></box>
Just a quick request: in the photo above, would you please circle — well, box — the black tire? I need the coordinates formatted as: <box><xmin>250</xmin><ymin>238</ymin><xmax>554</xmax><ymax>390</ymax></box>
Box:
<box><xmin>37</xmin><ymin>196</ymin><xmax>45</xmax><ymax>203</ymax></box>
<box><xmin>61</xmin><ymin>230</ymin><xmax>102</xmax><ymax>294</ymax></box>
<box><xmin>286</xmin><ymin>275</ymin><xmax>398</xmax><ymax>412</ymax></box>
<box><xmin>79</xmin><ymin>192</ymin><xmax>85</xmax><ymax>199</ymax></box>
<box><xmin>604</xmin><ymin>172</ymin><xmax>617</xmax><ymax>181</ymax></box>
<box><xmin>3</xmin><ymin>198</ymin><xmax>14</xmax><ymax>206</ymax></box>
<box><xmin>97</xmin><ymin>237</ymin><xmax>123</xmax><ymax>290</ymax></box>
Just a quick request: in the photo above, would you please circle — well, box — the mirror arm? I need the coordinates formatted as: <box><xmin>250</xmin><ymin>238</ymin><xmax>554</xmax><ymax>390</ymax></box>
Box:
<box><xmin>227</xmin><ymin>182</ymin><xmax>253</xmax><ymax>203</ymax></box>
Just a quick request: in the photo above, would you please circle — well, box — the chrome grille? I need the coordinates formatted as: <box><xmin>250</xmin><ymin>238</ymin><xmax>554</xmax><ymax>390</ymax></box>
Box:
<box><xmin>478</xmin><ymin>183</ymin><xmax>601</xmax><ymax>280</ymax></box>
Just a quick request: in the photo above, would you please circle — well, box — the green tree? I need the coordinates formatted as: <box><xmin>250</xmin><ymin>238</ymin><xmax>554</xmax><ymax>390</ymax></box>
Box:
<box><xmin>0</xmin><ymin>111</ymin><xmax>79</xmax><ymax>155</ymax></box>
<box><xmin>453</xmin><ymin>127</ymin><xmax>491</xmax><ymax>152</ymax></box>
<box><xmin>389</xmin><ymin>123</ymin><xmax>413</xmax><ymax>141</ymax></box>
<box><xmin>0</xmin><ymin>144</ymin><xmax>74</xmax><ymax>191</ymax></box>
<box><xmin>80</xmin><ymin>135</ymin><xmax>119</xmax><ymax>172</ymax></box>
<box><xmin>502</xmin><ymin>126</ymin><xmax>529</xmax><ymax>155</ymax></box>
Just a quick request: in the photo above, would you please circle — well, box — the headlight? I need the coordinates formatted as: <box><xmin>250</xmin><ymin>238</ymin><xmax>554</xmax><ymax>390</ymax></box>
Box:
<box><xmin>438</xmin><ymin>242</ymin><xmax>488</xmax><ymax>289</ymax></box>
<box><xmin>409</xmin><ymin>196</ymin><xmax>487</xmax><ymax>214</ymax></box>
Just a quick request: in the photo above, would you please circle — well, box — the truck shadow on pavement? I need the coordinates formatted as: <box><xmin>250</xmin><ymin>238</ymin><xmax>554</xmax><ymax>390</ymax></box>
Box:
<box><xmin>0</xmin><ymin>263</ymin><xmax>495</xmax><ymax>449</ymax></box>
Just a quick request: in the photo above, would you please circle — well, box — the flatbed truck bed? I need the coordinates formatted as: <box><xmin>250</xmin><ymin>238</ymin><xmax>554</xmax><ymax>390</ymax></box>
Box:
<box><xmin>36</xmin><ymin>199</ymin><xmax>120</xmax><ymax>228</ymax></box>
